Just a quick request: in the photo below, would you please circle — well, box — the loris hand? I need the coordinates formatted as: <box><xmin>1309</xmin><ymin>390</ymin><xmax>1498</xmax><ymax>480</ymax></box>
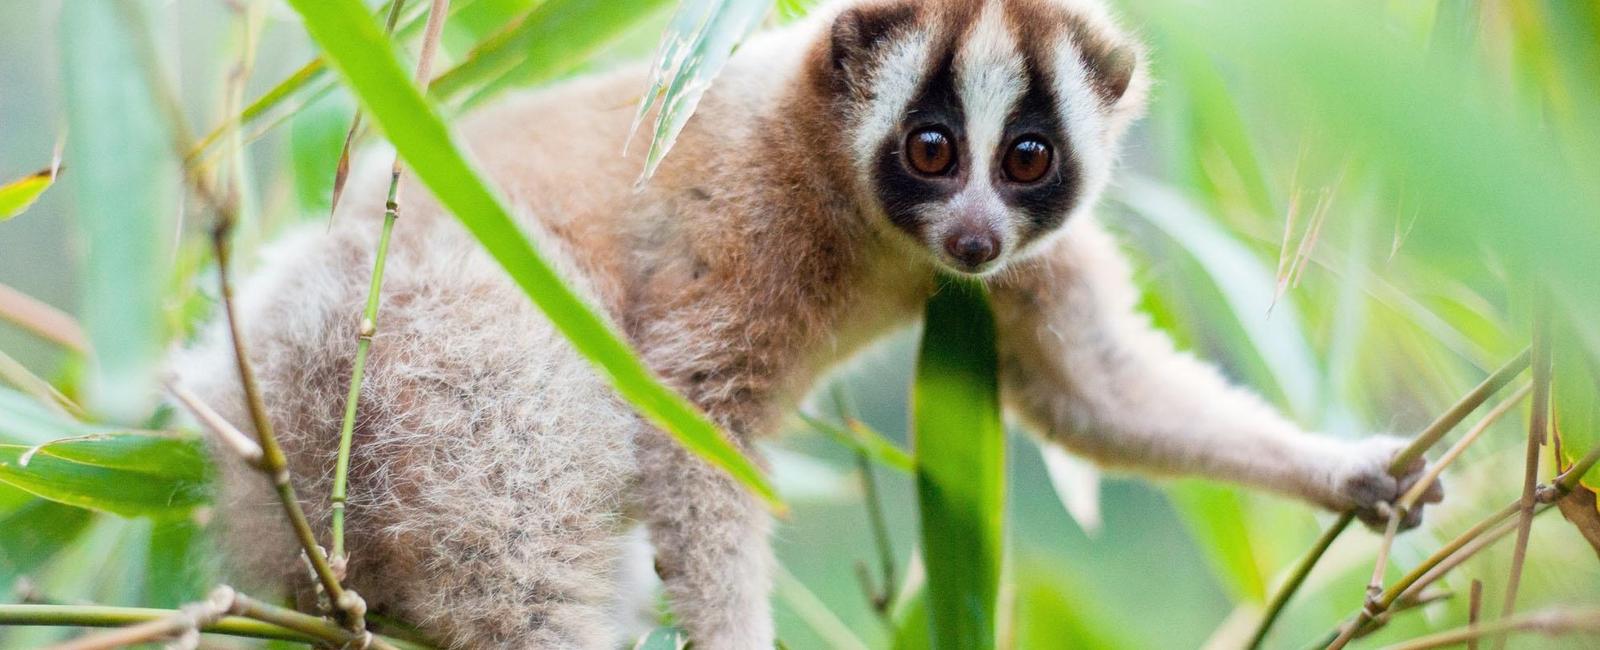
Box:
<box><xmin>1333</xmin><ymin>436</ymin><xmax>1445</xmax><ymax>531</ymax></box>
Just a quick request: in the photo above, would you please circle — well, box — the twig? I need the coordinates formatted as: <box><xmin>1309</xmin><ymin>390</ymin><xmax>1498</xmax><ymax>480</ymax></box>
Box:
<box><xmin>45</xmin><ymin>587</ymin><xmax>237</xmax><ymax>650</ymax></box>
<box><xmin>329</xmin><ymin>0</ymin><xmax>409</xmax><ymax>218</ymax></box>
<box><xmin>164</xmin><ymin>379</ymin><xmax>264</xmax><ymax>468</ymax></box>
<box><xmin>1468</xmin><ymin>579</ymin><xmax>1483</xmax><ymax>650</ymax></box>
<box><xmin>1496</xmin><ymin>313</ymin><xmax>1552</xmax><ymax>649</ymax></box>
<box><xmin>1399</xmin><ymin>384</ymin><xmax>1531</xmax><ymax>515</ymax></box>
<box><xmin>329</xmin><ymin>0</ymin><xmax>451</xmax><ymax>565</ymax></box>
<box><xmin>1391</xmin><ymin>346</ymin><xmax>1532</xmax><ymax>471</ymax></box>
<box><xmin>0</xmin><ymin>601</ymin><xmax>423</xmax><ymax>649</ymax></box>
<box><xmin>1377</xmin><ymin>607</ymin><xmax>1600</xmax><ymax>650</ymax></box>
<box><xmin>114</xmin><ymin>0</ymin><xmax>358</xmax><ymax>622</ymax></box>
<box><xmin>1350</xmin><ymin>383</ymin><xmax>1534</xmax><ymax>646</ymax></box>
<box><xmin>0</xmin><ymin>281</ymin><xmax>88</xmax><ymax>355</ymax></box>
<box><xmin>1246</xmin><ymin>348</ymin><xmax>1531</xmax><ymax>649</ymax></box>
<box><xmin>0</xmin><ymin>347</ymin><xmax>85</xmax><ymax>419</ymax></box>
<box><xmin>1249</xmin><ymin>512</ymin><xmax>1354</xmax><ymax>649</ymax></box>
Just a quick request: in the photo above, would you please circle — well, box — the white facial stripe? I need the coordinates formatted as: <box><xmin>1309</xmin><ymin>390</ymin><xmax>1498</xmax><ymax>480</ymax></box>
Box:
<box><xmin>1051</xmin><ymin>36</ymin><xmax>1111</xmax><ymax>198</ymax></box>
<box><xmin>852</xmin><ymin>29</ymin><xmax>934</xmax><ymax>171</ymax></box>
<box><xmin>955</xmin><ymin>1</ymin><xmax>1027</xmax><ymax>183</ymax></box>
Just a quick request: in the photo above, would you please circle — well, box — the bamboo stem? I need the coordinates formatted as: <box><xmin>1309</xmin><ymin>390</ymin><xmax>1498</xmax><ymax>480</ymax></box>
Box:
<box><xmin>113</xmin><ymin>0</ymin><xmax>355</xmax><ymax>621</ymax></box>
<box><xmin>329</xmin><ymin>0</ymin><xmax>451</xmax><ymax>565</ymax></box>
<box><xmin>0</xmin><ymin>282</ymin><xmax>88</xmax><ymax>355</ymax></box>
<box><xmin>44</xmin><ymin>587</ymin><xmax>237</xmax><ymax>650</ymax></box>
<box><xmin>1247</xmin><ymin>347</ymin><xmax>1530</xmax><ymax>649</ymax></box>
<box><xmin>1377</xmin><ymin>607</ymin><xmax>1600</xmax><ymax>650</ymax></box>
<box><xmin>1496</xmin><ymin>314</ymin><xmax>1552</xmax><ymax>649</ymax></box>
<box><xmin>328</xmin><ymin>0</ymin><xmax>408</xmax><ymax>218</ymax></box>
<box><xmin>0</xmin><ymin>601</ymin><xmax>424</xmax><ymax>650</ymax></box>
<box><xmin>165</xmin><ymin>380</ymin><xmax>264</xmax><ymax>468</ymax></box>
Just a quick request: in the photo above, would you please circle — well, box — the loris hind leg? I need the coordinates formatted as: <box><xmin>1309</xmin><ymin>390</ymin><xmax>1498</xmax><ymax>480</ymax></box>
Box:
<box><xmin>174</xmin><ymin>221</ymin><xmax>641</xmax><ymax>648</ymax></box>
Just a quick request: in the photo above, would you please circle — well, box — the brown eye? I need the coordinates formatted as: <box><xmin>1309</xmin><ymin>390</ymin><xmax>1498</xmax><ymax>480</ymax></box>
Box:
<box><xmin>1003</xmin><ymin>137</ymin><xmax>1052</xmax><ymax>183</ymax></box>
<box><xmin>905</xmin><ymin>127</ymin><xmax>956</xmax><ymax>176</ymax></box>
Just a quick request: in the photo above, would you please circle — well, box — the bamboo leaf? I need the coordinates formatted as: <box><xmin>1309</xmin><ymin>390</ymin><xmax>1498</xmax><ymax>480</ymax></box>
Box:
<box><xmin>0</xmin><ymin>495</ymin><xmax>94</xmax><ymax>584</ymax></box>
<box><xmin>633</xmin><ymin>626</ymin><xmax>688</xmax><ymax>650</ymax></box>
<box><xmin>798</xmin><ymin>411</ymin><xmax>914</xmax><ymax>474</ymax></box>
<box><xmin>61</xmin><ymin>0</ymin><xmax>174</xmax><ymax>423</ymax></box>
<box><xmin>1112</xmin><ymin>176</ymin><xmax>1322</xmax><ymax>419</ymax></box>
<box><xmin>913</xmin><ymin>277</ymin><xmax>1004</xmax><ymax>650</ymax></box>
<box><xmin>437</xmin><ymin>0</ymin><xmax>676</xmax><ymax>109</ymax></box>
<box><xmin>0</xmin><ymin>166</ymin><xmax>60</xmax><ymax>222</ymax></box>
<box><xmin>0</xmin><ymin>387</ymin><xmax>105</xmax><ymax>445</ymax></box>
<box><xmin>279</xmin><ymin>0</ymin><xmax>781</xmax><ymax>510</ymax></box>
<box><xmin>630</xmin><ymin>0</ymin><xmax>772</xmax><ymax>180</ymax></box>
<box><xmin>0</xmin><ymin>434</ymin><xmax>210</xmax><ymax>518</ymax></box>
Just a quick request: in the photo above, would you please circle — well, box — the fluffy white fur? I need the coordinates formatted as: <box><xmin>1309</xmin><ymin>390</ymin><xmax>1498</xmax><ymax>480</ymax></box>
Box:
<box><xmin>172</xmin><ymin>1</ymin><xmax>1441</xmax><ymax>648</ymax></box>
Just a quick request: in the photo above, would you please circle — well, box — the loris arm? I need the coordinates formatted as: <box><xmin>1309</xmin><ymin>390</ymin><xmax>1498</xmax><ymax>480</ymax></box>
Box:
<box><xmin>989</xmin><ymin>218</ymin><xmax>1440</xmax><ymax>529</ymax></box>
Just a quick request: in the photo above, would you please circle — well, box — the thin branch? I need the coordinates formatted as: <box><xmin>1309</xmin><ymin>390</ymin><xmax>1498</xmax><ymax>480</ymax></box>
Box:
<box><xmin>0</xmin><ymin>281</ymin><xmax>88</xmax><ymax>355</ymax></box>
<box><xmin>111</xmin><ymin>0</ymin><xmax>356</xmax><ymax>622</ymax></box>
<box><xmin>1248</xmin><ymin>512</ymin><xmax>1354</xmax><ymax>650</ymax></box>
<box><xmin>329</xmin><ymin>0</ymin><xmax>451</xmax><ymax>565</ymax></box>
<box><xmin>0</xmin><ymin>600</ymin><xmax>423</xmax><ymax>650</ymax></box>
<box><xmin>45</xmin><ymin>587</ymin><xmax>236</xmax><ymax>650</ymax></box>
<box><xmin>1468</xmin><ymin>579</ymin><xmax>1483</xmax><ymax>650</ymax></box>
<box><xmin>1377</xmin><ymin>607</ymin><xmax>1600</xmax><ymax>650</ymax></box>
<box><xmin>329</xmin><ymin>0</ymin><xmax>409</xmax><ymax>218</ymax></box>
<box><xmin>1247</xmin><ymin>347</ymin><xmax>1531</xmax><ymax>649</ymax></box>
<box><xmin>1399</xmin><ymin>383</ymin><xmax>1531</xmax><ymax>514</ymax></box>
<box><xmin>1391</xmin><ymin>346</ymin><xmax>1532</xmax><ymax>472</ymax></box>
<box><xmin>1496</xmin><ymin>312</ymin><xmax>1553</xmax><ymax>649</ymax></box>
<box><xmin>0</xmin><ymin>347</ymin><xmax>85</xmax><ymax>419</ymax></box>
<box><xmin>164</xmin><ymin>379</ymin><xmax>264</xmax><ymax>468</ymax></box>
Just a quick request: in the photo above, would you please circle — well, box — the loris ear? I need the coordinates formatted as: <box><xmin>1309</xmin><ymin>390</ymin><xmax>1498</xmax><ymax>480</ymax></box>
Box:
<box><xmin>1080</xmin><ymin>42</ymin><xmax>1139</xmax><ymax>105</ymax></box>
<box><xmin>828</xmin><ymin>2</ymin><xmax>917</xmax><ymax>93</ymax></box>
<box><xmin>1090</xmin><ymin>45</ymin><xmax>1137</xmax><ymax>103</ymax></box>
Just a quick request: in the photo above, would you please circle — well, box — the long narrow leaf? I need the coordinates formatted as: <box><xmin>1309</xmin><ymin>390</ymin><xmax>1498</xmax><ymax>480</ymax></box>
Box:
<box><xmin>61</xmin><ymin>0</ymin><xmax>173</xmax><ymax>423</ymax></box>
<box><xmin>913</xmin><ymin>277</ymin><xmax>1004</xmax><ymax>650</ymax></box>
<box><xmin>435</xmin><ymin>0</ymin><xmax>675</xmax><ymax>109</ymax></box>
<box><xmin>630</xmin><ymin>0</ymin><xmax>771</xmax><ymax>180</ymax></box>
<box><xmin>0</xmin><ymin>435</ymin><xmax>209</xmax><ymax>518</ymax></box>
<box><xmin>279</xmin><ymin>0</ymin><xmax>780</xmax><ymax>510</ymax></box>
<box><xmin>0</xmin><ymin>166</ymin><xmax>60</xmax><ymax>221</ymax></box>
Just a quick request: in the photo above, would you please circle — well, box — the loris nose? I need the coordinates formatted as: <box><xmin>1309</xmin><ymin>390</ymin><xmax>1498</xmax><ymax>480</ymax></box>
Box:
<box><xmin>944</xmin><ymin>230</ymin><xmax>1000</xmax><ymax>269</ymax></box>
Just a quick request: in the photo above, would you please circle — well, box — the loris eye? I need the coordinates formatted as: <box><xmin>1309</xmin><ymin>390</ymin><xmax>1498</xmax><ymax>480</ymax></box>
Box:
<box><xmin>1003</xmin><ymin>137</ymin><xmax>1053</xmax><ymax>184</ymax></box>
<box><xmin>904</xmin><ymin>127</ymin><xmax>956</xmax><ymax>176</ymax></box>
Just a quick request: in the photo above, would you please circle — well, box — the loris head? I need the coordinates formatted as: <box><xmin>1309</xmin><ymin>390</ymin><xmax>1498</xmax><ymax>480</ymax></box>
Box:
<box><xmin>810</xmin><ymin>0</ymin><xmax>1148</xmax><ymax>275</ymax></box>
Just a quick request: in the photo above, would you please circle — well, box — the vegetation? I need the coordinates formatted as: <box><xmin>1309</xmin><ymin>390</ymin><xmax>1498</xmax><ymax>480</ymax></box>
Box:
<box><xmin>0</xmin><ymin>0</ymin><xmax>1597</xmax><ymax>648</ymax></box>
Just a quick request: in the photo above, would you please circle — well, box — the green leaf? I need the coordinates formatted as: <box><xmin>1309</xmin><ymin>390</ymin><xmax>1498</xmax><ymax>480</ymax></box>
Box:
<box><xmin>60</xmin><ymin>0</ymin><xmax>174</xmax><ymax>423</ymax></box>
<box><xmin>279</xmin><ymin>0</ymin><xmax>781</xmax><ymax>510</ymax></box>
<box><xmin>0</xmin><ymin>495</ymin><xmax>94</xmax><ymax>584</ymax></box>
<box><xmin>630</xmin><ymin>0</ymin><xmax>772</xmax><ymax>180</ymax></box>
<box><xmin>0</xmin><ymin>387</ymin><xmax>104</xmax><ymax>445</ymax></box>
<box><xmin>1112</xmin><ymin>176</ymin><xmax>1322</xmax><ymax>420</ymax></box>
<box><xmin>1167</xmin><ymin>480</ymin><xmax>1266</xmax><ymax>602</ymax></box>
<box><xmin>0</xmin><ymin>166</ymin><xmax>59</xmax><ymax>221</ymax></box>
<box><xmin>913</xmin><ymin>277</ymin><xmax>1004</xmax><ymax>650</ymax></box>
<box><xmin>437</xmin><ymin>0</ymin><xmax>676</xmax><ymax>109</ymax></box>
<box><xmin>797</xmin><ymin>411</ymin><xmax>914</xmax><ymax>474</ymax></box>
<box><xmin>633</xmin><ymin>626</ymin><xmax>688</xmax><ymax>650</ymax></box>
<box><xmin>0</xmin><ymin>434</ymin><xmax>210</xmax><ymax>519</ymax></box>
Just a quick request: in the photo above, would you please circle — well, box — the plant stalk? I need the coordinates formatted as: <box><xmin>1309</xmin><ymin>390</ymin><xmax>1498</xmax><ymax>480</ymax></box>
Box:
<box><xmin>1496</xmin><ymin>313</ymin><xmax>1552</xmax><ymax>649</ymax></box>
<box><xmin>1247</xmin><ymin>347</ymin><xmax>1531</xmax><ymax>649</ymax></box>
<box><xmin>329</xmin><ymin>0</ymin><xmax>451</xmax><ymax>565</ymax></box>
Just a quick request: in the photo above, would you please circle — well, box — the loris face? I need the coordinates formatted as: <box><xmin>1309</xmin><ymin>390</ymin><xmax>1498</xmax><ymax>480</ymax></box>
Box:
<box><xmin>823</xmin><ymin>0</ymin><xmax>1146</xmax><ymax>275</ymax></box>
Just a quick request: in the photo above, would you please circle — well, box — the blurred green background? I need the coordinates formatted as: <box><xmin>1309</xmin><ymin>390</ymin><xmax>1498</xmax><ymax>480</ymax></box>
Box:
<box><xmin>3</xmin><ymin>0</ymin><xmax>1599</xmax><ymax>648</ymax></box>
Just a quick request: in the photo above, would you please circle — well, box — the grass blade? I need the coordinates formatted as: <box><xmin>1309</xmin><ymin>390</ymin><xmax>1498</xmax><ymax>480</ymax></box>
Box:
<box><xmin>913</xmin><ymin>277</ymin><xmax>1004</xmax><ymax>650</ymax></box>
<box><xmin>279</xmin><ymin>0</ymin><xmax>781</xmax><ymax>510</ymax></box>
<box><xmin>0</xmin><ymin>434</ymin><xmax>209</xmax><ymax>519</ymax></box>
<box><xmin>60</xmin><ymin>0</ymin><xmax>173</xmax><ymax>423</ymax></box>
<box><xmin>0</xmin><ymin>165</ymin><xmax>61</xmax><ymax>221</ymax></box>
<box><xmin>630</xmin><ymin>0</ymin><xmax>771</xmax><ymax>180</ymax></box>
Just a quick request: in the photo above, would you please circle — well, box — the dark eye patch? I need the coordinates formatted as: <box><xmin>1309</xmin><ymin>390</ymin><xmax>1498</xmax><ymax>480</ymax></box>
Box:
<box><xmin>998</xmin><ymin>61</ymin><xmax>1079</xmax><ymax>241</ymax></box>
<box><xmin>870</xmin><ymin>45</ymin><xmax>965</xmax><ymax>238</ymax></box>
